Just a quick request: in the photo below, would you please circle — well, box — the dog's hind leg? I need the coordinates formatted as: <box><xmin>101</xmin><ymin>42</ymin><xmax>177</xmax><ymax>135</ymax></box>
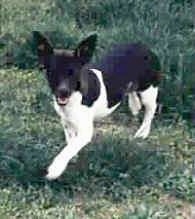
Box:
<box><xmin>128</xmin><ymin>92</ymin><xmax>142</xmax><ymax>116</ymax></box>
<box><xmin>134</xmin><ymin>85</ymin><xmax>158</xmax><ymax>138</ymax></box>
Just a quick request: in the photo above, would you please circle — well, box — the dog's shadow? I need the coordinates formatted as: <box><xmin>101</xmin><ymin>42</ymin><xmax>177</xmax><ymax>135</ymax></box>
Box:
<box><xmin>0</xmin><ymin>117</ymin><xmax>181</xmax><ymax>204</ymax></box>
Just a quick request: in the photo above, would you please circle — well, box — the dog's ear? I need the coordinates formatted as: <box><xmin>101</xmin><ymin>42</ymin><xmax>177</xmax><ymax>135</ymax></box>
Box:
<box><xmin>74</xmin><ymin>34</ymin><xmax>97</xmax><ymax>64</ymax></box>
<box><xmin>33</xmin><ymin>31</ymin><xmax>53</xmax><ymax>56</ymax></box>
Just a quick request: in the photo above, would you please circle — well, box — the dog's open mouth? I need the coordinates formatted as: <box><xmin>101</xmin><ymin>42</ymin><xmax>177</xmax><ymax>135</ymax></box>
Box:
<box><xmin>56</xmin><ymin>96</ymin><xmax>69</xmax><ymax>106</ymax></box>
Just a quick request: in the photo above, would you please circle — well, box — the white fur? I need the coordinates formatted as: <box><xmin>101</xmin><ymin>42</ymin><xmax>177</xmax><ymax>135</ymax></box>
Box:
<box><xmin>90</xmin><ymin>69</ymin><xmax>120</xmax><ymax>119</ymax></box>
<box><xmin>134</xmin><ymin>85</ymin><xmax>158</xmax><ymax>138</ymax></box>
<box><xmin>46</xmin><ymin>70</ymin><xmax>158</xmax><ymax>180</ymax></box>
<box><xmin>46</xmin><ymin>69</ymin><xmax>119</xmax><ymax>180</ymax></box>
<box><xmin>128</xmin><ymin>92</ymin><xmax>142</xmax><ymax>116</ymax></box>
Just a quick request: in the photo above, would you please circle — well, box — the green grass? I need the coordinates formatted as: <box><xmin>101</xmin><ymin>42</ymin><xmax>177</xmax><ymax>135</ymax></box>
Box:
<box><xmin>0</xmin><ymin>68</ymin><xmax>194</xmax><ymax>218</ymax></box>
<box><xmin>0</xmin><ymin>0</ymin><xmax>194</xmax><ymax>119</ymax></box>
<box><xmin>0</xmin><ymin>0</ymin><xmax>194</xmax><ymax>217</ymax></box>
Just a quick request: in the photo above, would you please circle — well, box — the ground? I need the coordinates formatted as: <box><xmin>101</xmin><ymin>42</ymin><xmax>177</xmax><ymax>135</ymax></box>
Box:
<box><xmin>0</xmin><ymin>68</ymin><xmax>194</xmax><ymax>218</ymax></box>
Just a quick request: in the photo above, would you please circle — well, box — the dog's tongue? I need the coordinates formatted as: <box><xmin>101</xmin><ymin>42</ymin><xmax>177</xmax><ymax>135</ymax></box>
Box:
<box><xmin>57</xmin><ymin>97</ymin><xmax>69</xmax><ymax>105</ymax></box>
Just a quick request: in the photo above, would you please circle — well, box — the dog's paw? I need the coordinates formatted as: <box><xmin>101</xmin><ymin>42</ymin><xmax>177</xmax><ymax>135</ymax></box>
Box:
<box><xmin>134</xmin><ymin>126</ymin><xmax>150</xmax><ymax>139</ymax></box>
<box><xmin>45</xmin><ymin>158</ymin><xmax>68</xmax><ymax>180</ymax></box>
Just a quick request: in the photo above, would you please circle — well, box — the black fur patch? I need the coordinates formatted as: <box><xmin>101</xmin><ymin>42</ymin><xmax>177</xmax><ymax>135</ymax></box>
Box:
<box><xmin>80</xmin><ymin>69</ymin><xmax>100</xmax><ymax>107</ymax></box>
<box><xmin>96</xmin><ymin>43</ymin><xmax>161</xmax><ymax>107</ymax></box>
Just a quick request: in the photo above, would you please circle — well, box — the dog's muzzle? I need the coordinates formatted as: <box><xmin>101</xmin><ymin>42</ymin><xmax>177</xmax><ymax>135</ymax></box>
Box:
<box><xmin>55</xmin><ymin>85</ymin><xmax>71</xmax><ymax>105</ymax></box>
<box><xmin>56</xmin><ymin>96</ymin><xmax>69</xmax><ymax>105</ymax></box>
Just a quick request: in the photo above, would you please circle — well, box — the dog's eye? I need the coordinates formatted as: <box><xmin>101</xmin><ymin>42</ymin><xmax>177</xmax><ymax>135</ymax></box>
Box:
<box><xmin>67</xmin><ymin>68</ymin><xmax>74</xmax><ymax>76</ymax></box>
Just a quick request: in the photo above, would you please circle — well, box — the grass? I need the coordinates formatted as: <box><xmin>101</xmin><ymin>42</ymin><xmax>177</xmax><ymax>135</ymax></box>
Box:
<box><xmin>0</xmin><ymin>0</ymin><xmax>194</xmax><ymax>119</ymax></box>
<box><xmin>0</xmin><ymin>68</ymin><xmax>194</xmax><ymax>218</ymax></box>
<box><xmin>0</xmin><ymin>0</ymin><xmax>194</xmax><ymax>217</ymax></box>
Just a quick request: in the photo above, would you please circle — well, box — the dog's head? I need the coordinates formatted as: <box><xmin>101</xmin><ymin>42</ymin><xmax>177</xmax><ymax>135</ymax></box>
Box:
<box><xmin>33</xmin><ymin>31</ymin><xmax>97</xmax><ymax>105</ymax></box>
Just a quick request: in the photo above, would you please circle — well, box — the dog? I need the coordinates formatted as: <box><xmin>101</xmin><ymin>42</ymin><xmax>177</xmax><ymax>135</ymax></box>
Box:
<box><xmin>33</xmin><ymin>31</ymin><xmax>161</xmax><ymax>180</ymax></box>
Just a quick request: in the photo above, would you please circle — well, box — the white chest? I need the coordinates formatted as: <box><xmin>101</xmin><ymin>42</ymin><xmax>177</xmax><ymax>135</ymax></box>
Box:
<box><xmin>53</xmin><ymin>69</ymin><xmax>120</xmax><ymax>125</ymax></box>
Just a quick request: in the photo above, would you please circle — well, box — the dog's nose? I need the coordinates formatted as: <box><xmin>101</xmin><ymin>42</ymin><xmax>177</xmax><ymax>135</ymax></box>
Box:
<box><xmin>57</xmin><ymin>84</ymin><xmax>70</xmax><ymax>97</ymax></box>
<box><xmin>58</xmin><ymin>88</ymin><xmax>69</xmax><ymax>97</ymax></box>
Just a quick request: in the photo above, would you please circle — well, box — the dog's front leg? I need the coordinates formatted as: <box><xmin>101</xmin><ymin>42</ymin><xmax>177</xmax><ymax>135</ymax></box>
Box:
<box><xmin>62</xmin><ymin>122</ymin><xmax>76</xmax><ymax>144</ymax></box>
<box><xmin>46</xmin><ymin>121</ymin><xmax>93</xmax><ymax>180</ymax></box>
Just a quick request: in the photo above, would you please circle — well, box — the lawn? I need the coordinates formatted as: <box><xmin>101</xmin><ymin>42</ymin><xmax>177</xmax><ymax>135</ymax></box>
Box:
<box><xmin>0</xmin><ymin>68</ymin><xmax>193</xmax><ymax>218</ymax></box>
<box><xmin>0</xmin><ymin>0</ymin><xmax>194</xmax><ymax>218</ymax></box>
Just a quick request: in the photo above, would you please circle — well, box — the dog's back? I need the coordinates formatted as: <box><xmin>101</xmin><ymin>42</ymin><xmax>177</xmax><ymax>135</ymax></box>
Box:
<box><xmin>96</xmin><ymin>43</ymin><xmax>161</xmax><ymax>107</ymax></box>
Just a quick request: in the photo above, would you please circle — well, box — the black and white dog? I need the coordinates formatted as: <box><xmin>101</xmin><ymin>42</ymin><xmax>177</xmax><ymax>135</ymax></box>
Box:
<box><xmin>33</xmin><ymin>31</ymin><xmax>161</xmax><ymax>180</ymax></box>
